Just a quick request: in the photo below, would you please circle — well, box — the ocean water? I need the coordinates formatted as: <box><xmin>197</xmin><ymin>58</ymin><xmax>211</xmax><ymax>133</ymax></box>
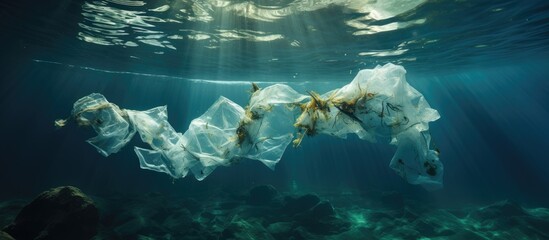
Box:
<box><xmin>1</xmin><ymin>0</ymin><xmax>549</xmax><ymax>239</ymax></box>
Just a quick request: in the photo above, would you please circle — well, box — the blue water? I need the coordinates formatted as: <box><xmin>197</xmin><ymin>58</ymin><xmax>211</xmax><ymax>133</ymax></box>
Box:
<box><xmin>1</xmin><ymin>0</ymin><xmax>549</xmax><ymax>219</ymax></box>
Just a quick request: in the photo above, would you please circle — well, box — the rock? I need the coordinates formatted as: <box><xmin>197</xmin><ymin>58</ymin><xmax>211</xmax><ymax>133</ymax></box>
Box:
<box><xmin>136</xmin><ymin>235</ymin><xmax>156</xmax><ymax>240</ymax></box>
<box><xmin>465</xmin><ymin>201</ymin><xmax>549</xmax><ymax>238</ymax></box>
<box><xmin>438</xmin><ymin>228</ymin><xmax>456</xmax><ymax>236</ymax></box>
<box><xmin>163</xmin><ymin>209</ymin><xmax>192</xmax><ymax>227</ymax></box>
<box><xmin>331</xmin><ymin>226</ymin><xmax>375</xmax><ymax>240</ymax></box>
<box><xmin>368</xmin><ymin>211</ymin><xmax>393</xmax><ymax>221</ymax></box>
<box><xmin>401</xmin><ymin>207</ymin><xmax>420</xmax><ymax>222</ymax></box>
<box><xmin>290</xmin><ymin>226</ymin><xmax>315</xmax><ymax>240</ymax></box>
<box><xmin>283</xmin><ymin>194</ymin><xmax>320</xmax><ymax>215</ymax></box>
<box><xmin>114</xmin><ymin>217</ymin><xmax>163</xmax><ymax>239</ymax></box>
<box><xmin>201</xmin><ymin>211</ymin><xmax>216</xmax><ymax>221</ymax></box>
<box><xmin>220</xmin><ymin>217</ymin><xmax>275</xmax><ymax>240</ymax></box>
<box><xmin>523</xmin><ymin>217</ymin><xmax>549</xmax><ymax>237</ymax></box>
<box><xmin>371</xmin><ymin>217</ymin><xmax>395</xmax><ymax>236</ymax></box>
<box><xmin>3</xmin><ymin>186</ymin><xmax>99</xmax><ymax>240</ymax></box>
<box><xmin>0</xmin><ymin>200</ymin><xmax>27</xmax><ymax>228</ymax></box>
<box><xmin>267</xmin><ymin>221</ymin><xmax>294</xmax><ymax>238</ymax></box>
<box><xmin>162</xmin><ymin>209</ymin><xmax>202</xmax><ymax>236</ymax></box>
<box><xmin>294</xmin><ymin>201</ymin><xmax>349</xmax><ymax>235</ymax></box>
<box><xmin>180</xmin><ymin>198</ymin><xmax>202</xmax><ymax>214</ymax></box>
<box><xmin>469</xmin><ymin>200</ymin><xmax>526</xmax><ymax>220</ymax></box>
<box><xmin>309</xmin><ymin>201</ymin><xmax>336</xmax><ymax>219</ymax></box>
<box><xmin>282</xmin><ymin>196</ymin><xmax>349</xmax><ymax>235</ymax></box>
<box><xmin>412</xmin><ymin>219</ymin><xmax>437</xmax><ymax>237</ymax></box>
<box><xmin>442</xmin><ymin>230</ymin><xmax>486</xmax><ymax>240</ymax></box>
<box><xmin>219</xmin><ymin>201</ymin><xmax>241</xmax><ymax>210</ymax></box>
<box><xmin>385</xmin><ymin>227</ymin><xmax>421</xmax><ymax>240</ymax></box>
<box><xmin>0</xmin><ymin>231</ymin><xmax>14</xmax><ymax>240</ymax></box>
<box><xmin>297</xmin><ymin>215</ymin><xmax>350</xmax><ymax>236</ymax></box>
<box><xmin>247</xmin><ymin>185</ymin><xmax>279</xmax><ymax>205</ymax></box>
<box><xmin>426</xmin><ymin>209</ymin><xmax>464</xmax><ymax>230</ymax></box>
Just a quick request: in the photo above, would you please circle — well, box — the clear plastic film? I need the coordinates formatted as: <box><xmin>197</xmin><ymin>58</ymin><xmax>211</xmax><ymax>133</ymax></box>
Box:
<box><xmin>58</xmin><ymin>63</ymin><xmax>443</xmax><ymax>190</ymax></box>
<box><xmin>69</xmin><ymin>93</ymin><xmax>136</xmax><ymax>156</ymax></box>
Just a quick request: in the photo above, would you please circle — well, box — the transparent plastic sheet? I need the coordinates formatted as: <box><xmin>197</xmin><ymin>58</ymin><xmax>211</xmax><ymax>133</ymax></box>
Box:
<box><xmin>389</xmin><ymin>128</ymin><xmax>443</xmax><ymax>191</ymax></box>
<box><xmin>241</xmin><ymin>84</ymin><xmax>309</xmax><ymax>169</ymax></box>
<box><xmin>126</xmin><ymin>107</ymin><xmax>192</xmax><ymax>178</ymax></box>
<box><xmin>70</xmin><ymin>93</ymin><xmax>136</xmax><ymax>156</ymax></box>
<box><xmin>58</xmin><ymin>63</ymin><xmax>443</xmax><ymax>190</ymax></box>
<box><xmin>182</xmin><ymin>96</ymin><xmax>246</xmax><ymax>180</ymax></box>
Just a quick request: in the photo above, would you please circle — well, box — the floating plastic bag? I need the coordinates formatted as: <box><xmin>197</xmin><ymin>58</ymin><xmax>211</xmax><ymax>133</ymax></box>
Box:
<box><xmin>57</xmin><ymin>63</ymin><xmax>443</xmax><ymax>190</ymax></box>
<box><xmin>68</xmin><ymin>93</ymin><xmax>136</xmax><ymax>156</ymax></box>
<box><xmin>241</xmin><ymin>84</ymin><xmax>309</xmax><ymax>169</ymax></box>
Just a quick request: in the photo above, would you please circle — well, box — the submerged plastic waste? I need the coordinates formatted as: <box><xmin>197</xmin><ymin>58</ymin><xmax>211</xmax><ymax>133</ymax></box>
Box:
<box><xmin>57</xmin><ymin>63</ymin><xmax>443</xmax><ymax>190</ymax></box>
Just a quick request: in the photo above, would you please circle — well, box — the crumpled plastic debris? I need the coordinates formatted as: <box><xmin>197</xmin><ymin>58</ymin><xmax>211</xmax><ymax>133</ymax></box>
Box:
<box><xmin>57</xmin><ymin>63</ymin><xmax>443</xmax><ymax>190</ymax></box>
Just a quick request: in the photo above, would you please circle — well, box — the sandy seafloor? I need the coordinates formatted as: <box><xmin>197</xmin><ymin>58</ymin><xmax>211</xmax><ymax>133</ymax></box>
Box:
<box><xmin>2</xmin><ymin>185</ymin><xmax>549</xmax><ymax>240</ymax></box>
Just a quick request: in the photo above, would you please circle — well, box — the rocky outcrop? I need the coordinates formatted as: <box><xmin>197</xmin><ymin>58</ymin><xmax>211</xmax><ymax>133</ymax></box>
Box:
<box><xmin>0</xmin><ymin>231</ymin><xmax>15</xmax><ymax>240</ymax></box>
<box><xmin>3</xmin><ymin>186</ymin><xmax>99</xmax><ymax>240</ymax></box>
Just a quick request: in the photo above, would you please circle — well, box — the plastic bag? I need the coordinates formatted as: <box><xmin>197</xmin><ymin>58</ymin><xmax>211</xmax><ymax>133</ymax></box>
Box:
<box><xmin>58</xmin><ymin>63</ymin><xmax>443</xmax><ymax>190</ymax></box>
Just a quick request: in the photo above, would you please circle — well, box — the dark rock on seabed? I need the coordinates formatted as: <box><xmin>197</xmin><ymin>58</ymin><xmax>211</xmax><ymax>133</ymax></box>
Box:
<box><xmin>2</xmin><ymin>186</ymin><xmax>99</xmax><ymax>240</ymax></box>
<box><xmin>0</xmin><ymin>231</ymin><xmax>15</xmax><ymax>240</ymax></box>
<box><xmin>282</xmin><ymin>194</ymin><xmax>320</xmax><ymax>215</ymax></box>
